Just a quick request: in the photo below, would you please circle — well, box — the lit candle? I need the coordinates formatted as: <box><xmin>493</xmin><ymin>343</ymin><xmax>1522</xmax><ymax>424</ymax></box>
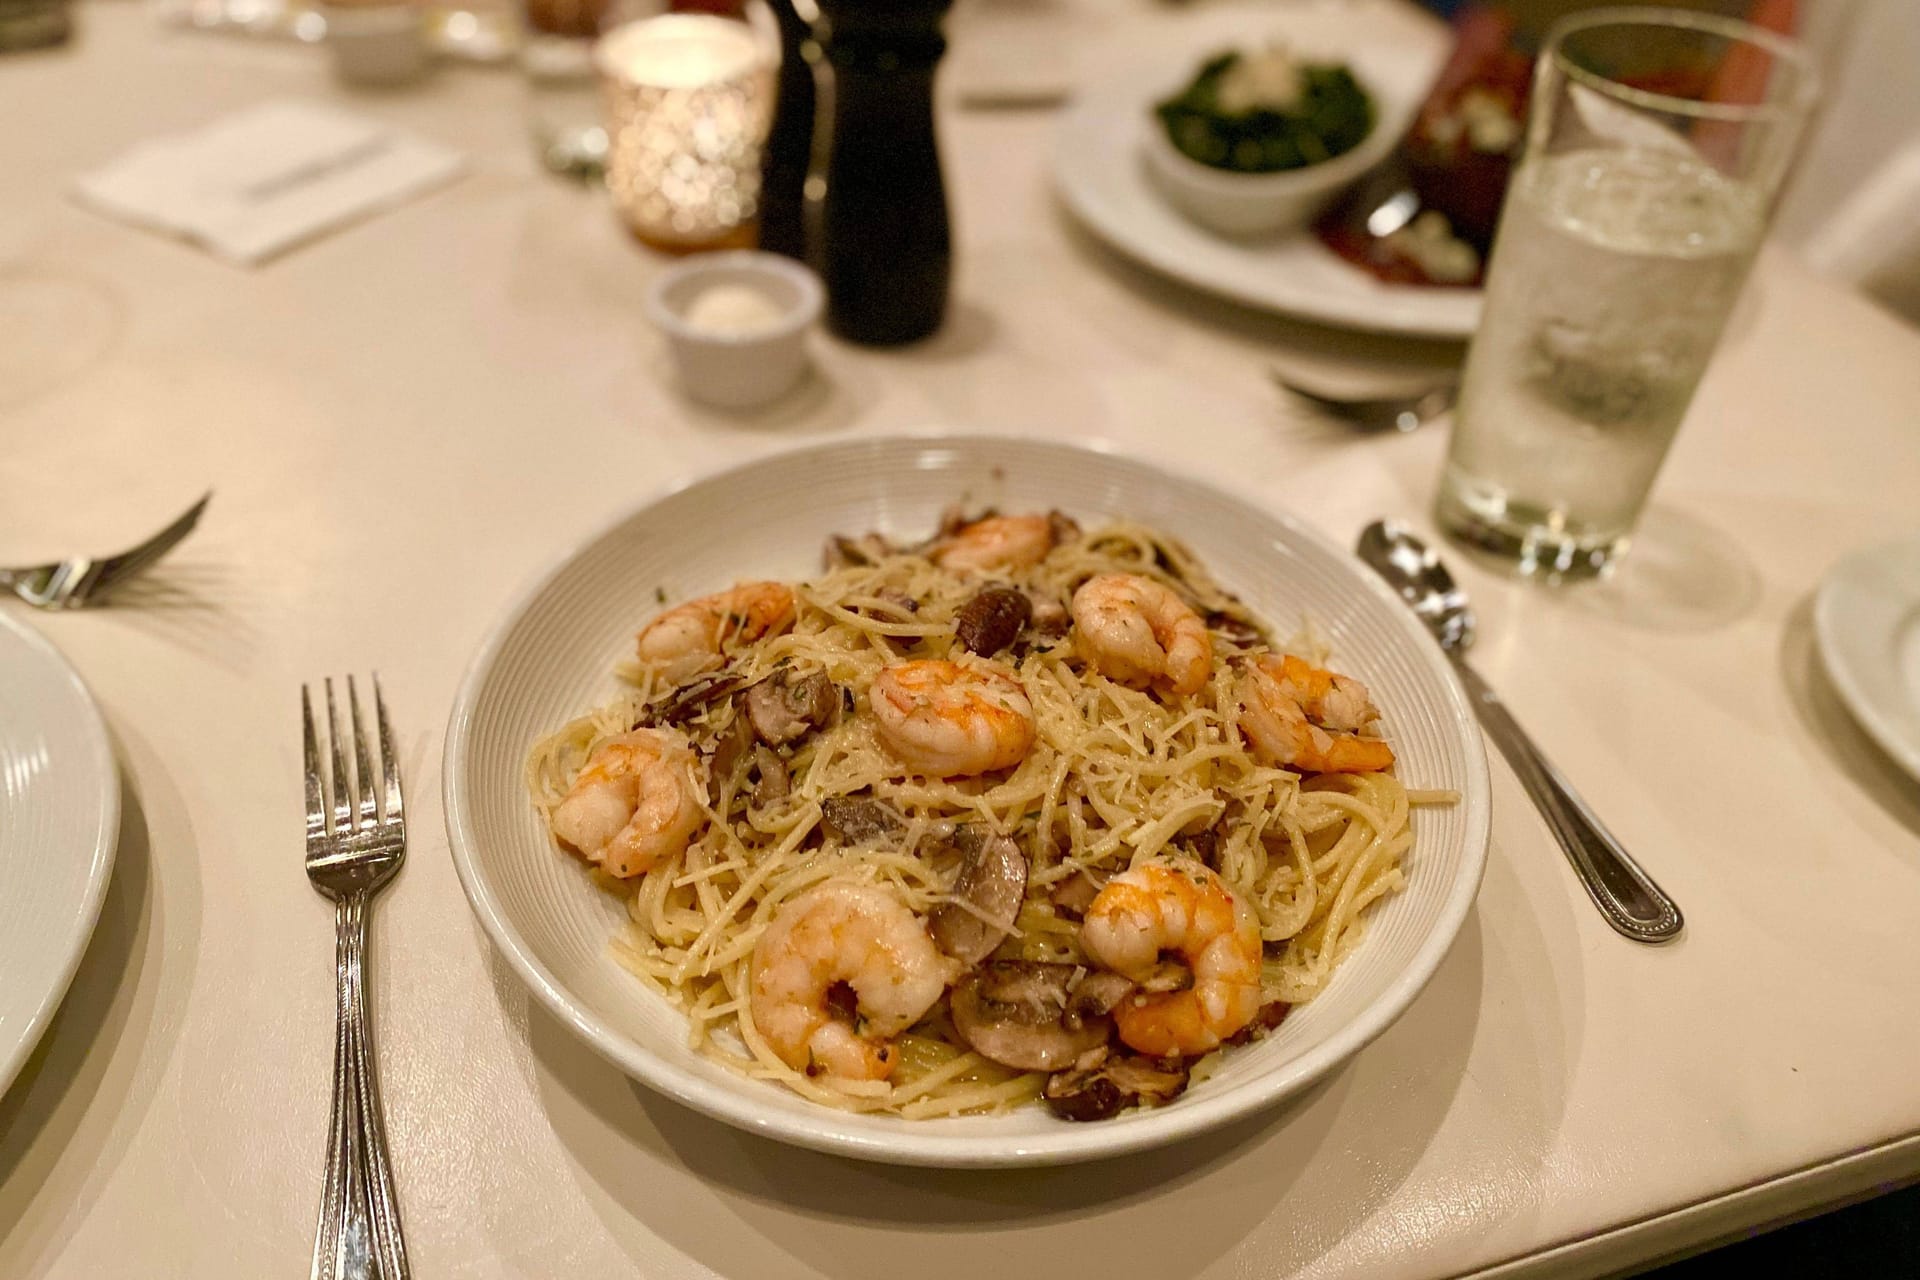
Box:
<box><xmin>597</xmin><ymin>13</ymin><xmax>776</xmax><ymax>251</ymax></box>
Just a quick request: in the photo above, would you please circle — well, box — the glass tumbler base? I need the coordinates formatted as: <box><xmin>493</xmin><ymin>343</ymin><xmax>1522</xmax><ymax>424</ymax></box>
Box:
<box><xmin>1435</xmin><ymin>475</ymin><xmax>1628</xmax><ymax>581</ymax></box>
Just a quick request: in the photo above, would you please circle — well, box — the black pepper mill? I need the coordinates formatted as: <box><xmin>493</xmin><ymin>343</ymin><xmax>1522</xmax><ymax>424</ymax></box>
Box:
<box><xmin>756</xmin><ymin>0</ymin><xmax>816</xmax><ymax>261</ymax></box>
<box><xmin>811</xmin><ymin>0</ymin><xmax>953</xmax><ymax>345</ymax></box>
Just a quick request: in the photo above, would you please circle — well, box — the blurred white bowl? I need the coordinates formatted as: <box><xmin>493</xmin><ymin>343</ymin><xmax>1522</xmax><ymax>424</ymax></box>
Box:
<box><xmin>645</xmin><ymin>251</ymin><xmax>822</xmax><ymax>410</ymax></box>
<box><xmin>1140</xmin><ymin>53</ymin><xmax>1419</xmax><ymax>238</ymax></box>
<box><xmin>443</xmin><ymin>434</ymin><xmax>1491</xmax><ymax>1168</ymax></box>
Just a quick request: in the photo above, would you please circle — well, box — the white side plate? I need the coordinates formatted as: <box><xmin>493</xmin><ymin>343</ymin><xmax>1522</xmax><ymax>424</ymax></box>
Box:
<box><xmin>1052</xmin><ymin>4</ymin><xmax>1481</xmax><ymax>338</ymax></box>
<box><xmin>0</xmin><ymin>612</ymin><xmax>120</xmax><ymax>1096</ymax></box>
<box><xmin>1814</xmin><ymin>534</ymin><xmax>1920</xmax><ymax>782</ymax></box>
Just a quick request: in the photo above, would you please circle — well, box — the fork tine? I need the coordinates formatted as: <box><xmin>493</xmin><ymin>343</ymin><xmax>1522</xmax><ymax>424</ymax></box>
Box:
<box><xmin>324</xmin><ymin>678</ymin><xmax>353</xmax><ymax>839</ymax></box>
<box><xmin>374</xmin><ymin>675</ymin><xmax>403</xmax><ymax>829</ymax></box>
<box><xmin>1273</xmin><ymin>379</ymin><xmax>1350</xmax><ymax>413</ymax></box>
<box><xmin>302</xmin><ymin>686</ymin><xmax>328</xmax><ymax>843</ymax></box>
<box><xmin>348</xmin><ymin>676</ymin><xmax>378</xmax><ymax>832</ymax></box>
<box><xmin>88</xmin><ymin>491</ymin><xmax>212</xmax><ymax>594</ymax></box>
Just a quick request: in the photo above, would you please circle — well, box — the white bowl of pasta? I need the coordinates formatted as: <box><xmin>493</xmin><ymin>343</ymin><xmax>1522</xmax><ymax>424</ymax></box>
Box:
<box><xmin>444</xmin><ymin>434</ymin><xmax>1490</xmax><ymax>1167</ymax></box>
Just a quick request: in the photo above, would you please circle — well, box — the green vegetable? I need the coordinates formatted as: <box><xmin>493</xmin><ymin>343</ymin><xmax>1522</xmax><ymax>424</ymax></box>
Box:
<box><xmin>1155</xmin><ymin>53</ymin><xmax>1375</xmax><ymax>175</ymax></box>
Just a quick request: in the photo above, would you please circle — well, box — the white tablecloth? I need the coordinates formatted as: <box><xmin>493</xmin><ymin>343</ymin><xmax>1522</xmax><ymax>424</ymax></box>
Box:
<box><xmin>4</xmin><ymin>5</ymin><xmax>1920</xmax><ymax>1277</ymax></box>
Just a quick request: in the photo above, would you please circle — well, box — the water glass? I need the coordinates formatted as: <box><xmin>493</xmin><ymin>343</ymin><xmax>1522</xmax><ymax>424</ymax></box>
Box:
<box><xmin>521</xmin><ymin>0</ymin><xmax>613</xmax><ymax>178</ymax></box>
<box><xmin>1435</xmin><ymin>7</ymin><xmax>1817</xmax><ymax>579</ymax></box>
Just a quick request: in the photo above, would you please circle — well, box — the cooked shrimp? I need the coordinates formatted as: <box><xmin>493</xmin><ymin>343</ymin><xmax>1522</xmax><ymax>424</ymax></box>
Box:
<box><xmin>869</xmin><ymin>659</ymin><xmax>1036</xmax><ymax>777</ymax></box>
<box><xmin>931</xmin><ymin>514</ymin><xmax>1054</xmax><ymax>573</ymax></box>
<box><xmin>549</xmin><ymin>729</ymin><xmax>706</xmax><ymax>878</ymax></box>
<box><xmin>749</xmin><ymin>881</ymin><xmax>955</xmax><ymax>1082</ymax></box>
<box><xmin>1080</xmin><ymin>860</ymin><xmax>1263</xmax><ymax>1057</ymax></box>
<box><xmin>1239</xmin><ymin>653</ymin><xmax>1395</xmax><ymax>774</ymax></box>
<box><xmin>636</xmin><ymin>582</ymin><xmax>796</xmax><ymax>682</ymax></box>
<box><xmin>1070</xmin><ymin>573</ymin><xmax>1213</xmax><ymax>697</ymax></box>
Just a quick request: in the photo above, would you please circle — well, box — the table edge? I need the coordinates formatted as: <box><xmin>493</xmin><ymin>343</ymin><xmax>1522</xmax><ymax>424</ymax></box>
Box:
<box><xmin>1466</xmin><ymin>1133</ymin><xmax>1920</xmax><ymax>1280</ymax></box>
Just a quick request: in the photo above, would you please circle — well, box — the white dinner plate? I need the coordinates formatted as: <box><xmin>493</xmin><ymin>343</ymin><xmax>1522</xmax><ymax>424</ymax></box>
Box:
<box><xmin>444</xmin><ymin>435</ymin><xmax>1491</xmax><ymax>1166</ymax></box>
<box><xmin>0</xmin><ymin>611</ymin><xmax>120</xmax><ymax>1096</ymax></box>
<box><xmin>1051</xmin><ymin>5</ymin><xmax>1481</xmax><ymax>339</ymax></box>
<box><xmin>1814</xmin><ymin>534</ymin><xmax>1920</xmax><ymax>782</ymax></box>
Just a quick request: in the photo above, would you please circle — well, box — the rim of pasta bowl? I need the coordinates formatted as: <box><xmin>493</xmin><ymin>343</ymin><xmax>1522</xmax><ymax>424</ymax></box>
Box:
<box><xmin>442</xmin><ymin>432</ymin><xmax>1491</xmax><ymax>1167</ymax></box>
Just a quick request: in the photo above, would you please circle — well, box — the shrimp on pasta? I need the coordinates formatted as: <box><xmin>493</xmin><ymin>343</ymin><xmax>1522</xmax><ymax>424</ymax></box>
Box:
<box><xmin>526</xmin><ymin>505</ymin><xmax>1444</xmax><ymax>1122</ymax></box>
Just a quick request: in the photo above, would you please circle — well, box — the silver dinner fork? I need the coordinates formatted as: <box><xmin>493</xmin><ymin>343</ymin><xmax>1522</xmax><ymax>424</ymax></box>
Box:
<box><xmin>1270</xmin><ymin>370</ymin><xmax>1457</xmax><ymax>434</ymax></box>
<box><xmin>0</xmin><ymin>492</ymin><xmax>211</xmax><ymax>608</ymax></box>
<box><xmin>304</xmin><ymin>676</ymin><xmax>410</xmax><ymax>1280</ymax></box>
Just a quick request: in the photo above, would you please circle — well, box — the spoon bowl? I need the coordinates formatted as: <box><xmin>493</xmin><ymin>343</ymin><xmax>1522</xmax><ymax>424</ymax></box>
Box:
<box><xmin>1354</xmin><ymin>519</ymin><xmax>1685</xmax><ymax>943</ymax></box>
<box><xmin>1357</xmin><ymin>519</ymin><xmax>1475</xmax><ymax>651</ymax></box>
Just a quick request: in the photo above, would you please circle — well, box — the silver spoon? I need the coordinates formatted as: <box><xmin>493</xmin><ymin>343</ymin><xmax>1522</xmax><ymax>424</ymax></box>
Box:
<box><xmin>1357</xmin><ymin>519</ymin><xmax>1684</xmax><ymax>943</ymax></box>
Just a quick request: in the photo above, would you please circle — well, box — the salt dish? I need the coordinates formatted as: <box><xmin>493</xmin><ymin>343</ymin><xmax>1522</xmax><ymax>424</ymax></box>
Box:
<box><xmin>645</xmin><ymin>251</ymin><xmax>822</xmax><ymax>410</ymax></box>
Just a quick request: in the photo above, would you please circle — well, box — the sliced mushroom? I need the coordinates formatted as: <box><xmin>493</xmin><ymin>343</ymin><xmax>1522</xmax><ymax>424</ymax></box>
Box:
<box><xmin>746</xmin><ymin>668</ymin><xmax>837</xmax><ymax>746</ymax></box>
<box><xmin>1206</xmin><ymin>609</ymin><xmax>1267</xmax><ymax>648</ymax></box>
<box><xmin>820</xmin><ymin>795</ymin><xmax>907</xmax><ymax>844</ymax></box>
<box><xmin>949</xmin><ymin>962</ymin><xmax>1112</xmax><ymax>1072</ymax></box>
<box><xmin>848</xmin><ymin>590</ymin><xmax>921</xmax><ymax>655</ymax></box>
<box><xmin>707</xmin><ymin>711</ymin><xmax>753</xmax><ymax>786</ymax></box>
<box><xmin>823</xmin><ymin>533</ymin><xmax>895</xmax><ymax>570</ymax></box>
<box><xmin>1185</xmin><ymin>798</ymin><xmax>1244</xmax><ymax>869</ymax></box>
<box><xmin>929</xmin><ymin>830</ymin><xmax>1029</xmax><ymax>967</ymax></box>
<box><xmin>935</xmin><ymin>503</ymin><xmax>975</xmax><ymax>540</ymax></box>
<box><xmin>1047</xmin><ymin>868</ymin><xmax>1109</xmax><ymax>920</ymax></box>
<box><xmin>874</xmin><ymin>589</ymin><xmax>920</xmax><ymax>617</ymax></box>
<box><xmin>636</xmin><ymin>671</ymin><xmax>747</xmax><ymax>729</ymax></box>
<box><xmin>1186</xmin><ymin>827</ymin><xmax>1220</xmax><ymax>868</ymax></box>
<box><xmin>1223</xmin><ymin>1000</ymin><xmax>1292</xmax><ymax>1047</ymax></box>
<box><xmin>1047</xmin><ymin>510</ymin><xmax>1082</xmax><ymax>548</ymax></box>
<box><xmin>1064</xmin><ymin>971</ymin><xmax>1134</xmax><ymax>1029</ymax></box>
<box><xmin>750</xmin><ymin>744</ymin><xmax>789</xmax><ymax>809</ymax></box>
<box><xmin>1134</xmin><ymin>961</ymin><xmax>1194</xmax><ymax>994</ymax></box>
<box><xmin>1027</xmin><ymin>592</ymin><xmax>1072</xmax><ymax>640</ymax></box>
<box><xmin>1043</xmin><ymin>1047</ymin><xmax>1190</xmax><ymax>1123</ymax></box>
<box><xmin>953</xmin><ymin>585</ymin><xmax>1032</xmax><ymax>657</ymax></box>
<box><xmin>976</xmin><ymin>961</ymin><xmax>1074</xmax><ymax>1012</ymax></box>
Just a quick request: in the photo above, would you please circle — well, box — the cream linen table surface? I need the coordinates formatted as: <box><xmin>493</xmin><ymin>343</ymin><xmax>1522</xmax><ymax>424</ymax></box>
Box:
<box><xmin>5</xmin><ymin>4</ymin><xmax>1920</xmax><ymax>1278</ymax></box>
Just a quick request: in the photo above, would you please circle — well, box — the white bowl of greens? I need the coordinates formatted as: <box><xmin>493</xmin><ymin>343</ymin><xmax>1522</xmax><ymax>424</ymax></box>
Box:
<box><xmin>1142</xmin><ymin>42</ymin><xmax>1412</xmax><ymax>238</ymax></box>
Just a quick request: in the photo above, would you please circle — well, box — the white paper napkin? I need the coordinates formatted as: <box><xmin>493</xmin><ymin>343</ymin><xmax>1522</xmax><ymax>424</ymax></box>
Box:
<box><xmin>72</xmin><ymin>100</ymin><xmax>465</xmax><ymax>265</ymax></box>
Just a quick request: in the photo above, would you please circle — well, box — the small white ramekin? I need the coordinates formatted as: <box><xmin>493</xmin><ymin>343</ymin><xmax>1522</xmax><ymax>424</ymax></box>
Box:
<box><xmin>645</xmin><ymin>251</ymin><xmax>823</xmax><ymax>411</ymax></box>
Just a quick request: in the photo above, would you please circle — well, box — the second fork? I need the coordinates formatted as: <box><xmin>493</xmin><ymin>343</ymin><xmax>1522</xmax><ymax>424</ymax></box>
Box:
<box><xmin>303</xmin><ymin>676</ymin><xmax>410</xmax><ymax>1280</ymax></box>
<box><xmin>0</xmin><ymin>492</ymin><xmax>210</xmax><ymax>609</ymax></box>
<box><xmin>1270</xmin><ymin>371</ymin><xmax>1458</xmax><ymax>434</ymax></box>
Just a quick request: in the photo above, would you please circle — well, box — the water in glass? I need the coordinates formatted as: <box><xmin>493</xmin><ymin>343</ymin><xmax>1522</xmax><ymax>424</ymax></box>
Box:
<box><xmin>1439</xmin><ymin>145</ymin><xmax>1765</xmax><ymax>575</ymax></box>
